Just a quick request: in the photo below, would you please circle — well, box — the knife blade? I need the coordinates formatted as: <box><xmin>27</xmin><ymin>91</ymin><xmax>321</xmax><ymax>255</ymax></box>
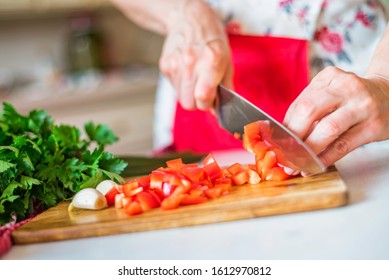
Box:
<box><xmin>215</xmin><ymin>85</ymin><xmax>326</xmax><ymax>175</ymax></box>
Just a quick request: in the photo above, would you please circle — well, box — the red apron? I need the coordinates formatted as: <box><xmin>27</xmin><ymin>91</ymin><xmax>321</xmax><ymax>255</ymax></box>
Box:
<box><xmin>172</xmin><ymin>34</ymin><xmax>309</xmax><ymax>154</ymax></box>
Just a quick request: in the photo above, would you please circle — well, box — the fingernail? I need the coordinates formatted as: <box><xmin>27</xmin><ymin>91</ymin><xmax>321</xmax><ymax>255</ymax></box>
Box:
<box><xmin>283</xmin><ymin>166</ymin><xmax>300</xmax><ymax>176</ymax></box>
<box><xmin>301</xmin><ymin>171</ymin><xmax>311</xmax><ymax>177</ymax></box>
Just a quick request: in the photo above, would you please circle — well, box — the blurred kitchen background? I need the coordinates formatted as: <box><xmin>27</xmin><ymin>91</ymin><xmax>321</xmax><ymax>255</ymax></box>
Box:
<box><xmin>0</xmin><ymin>0</ymin><xmax>164</xmax><ymax>156</ymax></box>
<box><xmin>1</xmin><ymin>0</ymin><xmax>389</xmax><ymax>156</ymax></box>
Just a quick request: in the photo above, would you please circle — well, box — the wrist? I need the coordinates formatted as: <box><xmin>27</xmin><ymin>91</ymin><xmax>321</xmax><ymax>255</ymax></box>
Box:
<box><xmin>164</xmin><ymin>0</ymin><xmax>187</xmax><ymax>34</ymax></box>
<box><xmin>166</xmin><ymin>0</ymin><xmax>222</xmax><ymax>35</ymax></box>
<box><xmin>365</xmin><ymin>73</ymin><xmax>389</xmax><ymax>84</ymax></box>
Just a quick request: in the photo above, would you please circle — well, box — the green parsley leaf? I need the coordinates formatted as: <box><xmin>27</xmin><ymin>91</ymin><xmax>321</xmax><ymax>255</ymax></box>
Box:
<box><xmin>0</xmin><ymin>102</ymin><xmax>128</xmax><ymax>225</ymax></box>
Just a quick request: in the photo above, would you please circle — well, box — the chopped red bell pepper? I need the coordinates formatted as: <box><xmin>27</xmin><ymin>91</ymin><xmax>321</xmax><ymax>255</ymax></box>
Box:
<box><xmin>110</xmin><ymin>120</ymin><xmax>299</xmax><ymax>217</ymax></box>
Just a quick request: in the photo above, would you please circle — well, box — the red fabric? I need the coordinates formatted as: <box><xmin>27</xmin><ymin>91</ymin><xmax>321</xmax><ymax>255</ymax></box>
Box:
<box><xmin>173</xmin><ymin>34</ymin><xmax>309</xmax><ymax>153</ymax></box>
<box><xmin>0</xmin><ymin>216</ymin><xmax>35</xmax><ymax>257</ymax></box>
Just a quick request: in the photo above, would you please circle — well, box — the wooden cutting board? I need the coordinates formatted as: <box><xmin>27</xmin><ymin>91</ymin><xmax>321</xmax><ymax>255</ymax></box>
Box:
<box><xmin>12</xmin><ymin>166</ymin><xmax>348</xmax><ymax>245</ymax></box>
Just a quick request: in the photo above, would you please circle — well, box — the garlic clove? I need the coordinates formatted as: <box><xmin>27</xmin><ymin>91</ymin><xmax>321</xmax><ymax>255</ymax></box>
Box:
<box><xmin>95</xmin><ymin>179</ymin><xmax>118</xmax><ymax>195</ymax></box>
<box><xmin>68</xmin><ymin>188</ymin><xmax>108</xmax><ymax>211</ymax></box>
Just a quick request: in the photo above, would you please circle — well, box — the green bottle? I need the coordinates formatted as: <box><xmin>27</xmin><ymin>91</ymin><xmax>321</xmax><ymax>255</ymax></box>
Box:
<box><xmin>67</xmin><ymin>14</ymin><xmax>104</xmax><ymax>77</ymax></box>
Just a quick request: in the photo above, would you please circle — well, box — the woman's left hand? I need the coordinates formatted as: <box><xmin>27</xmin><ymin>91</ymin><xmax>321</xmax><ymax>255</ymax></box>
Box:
<box><xmin>283</xmin><ymin>66</ymin><xmax>389</xmax><ymax>167</ymax></box>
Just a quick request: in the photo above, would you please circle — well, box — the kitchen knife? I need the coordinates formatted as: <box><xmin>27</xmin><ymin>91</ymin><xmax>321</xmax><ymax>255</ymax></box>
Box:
<box><xmin>215</xmin><ymin>85</ymin><xmax>326</xmax><ymax>175</ymax></box>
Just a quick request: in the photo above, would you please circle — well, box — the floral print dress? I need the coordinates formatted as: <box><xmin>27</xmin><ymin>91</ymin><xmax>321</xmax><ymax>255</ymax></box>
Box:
<box><xmin>207</xmin><ymin>0</ymin><xmax>387</xmax><ymax>78</ymax></box>
<box><xmin>153</xmin><ymin>0</ymin><xmax>387</xmax><ymax>152</ymax></box>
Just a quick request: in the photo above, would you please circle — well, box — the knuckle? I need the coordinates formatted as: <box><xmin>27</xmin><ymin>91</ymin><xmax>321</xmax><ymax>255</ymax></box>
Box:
<box><xmin>319</xmin><ymin>118</ymin><xmax>341</xmax><ymax>138</ymax></box>
<box><xmin>293</xmin><ymin>97</ymin><xmax>316</xmax><ymax>116</ymax></box>
<box><xmin>159</xmin><ymin>56</ymin><xmax>172</xmax><ymax>75</ymax></box>
<box><xmin>373</xmin><ymin>117</ymin><xmax>386</xmax><ymax>132</ymax></box>
<box><xmin>182</xmin><ymin>78</ymin><xmax>194</xmax><ymax>88</ymax></box>
<box><xmin>320</xmin><ymin>137</ymin><xmax>349</xmax><ymax>167</ymax></box>
<box><xmin>333</xmin><ymin>138</ymin><xmax>349</xmax><ymax>156</ymax></box>
<box><xmin>321</xmin><ymin>66</ymin><xmax>341</xmax><ymax>77</ymax></box>
<box><xmin>345</xmin><ymin>73</ymin><xmax>364</xmax><ymax>92</ymax></box>
<box><xmin>366</xmin><ymin>118</ymin><xmax>385</xmax><ymax>140</ymax></box>
<box><xmin>179</xmin><ymin>96</ymin><xmax>195</xmax><ymax>110</ymax></box>
<box><xmin>204</xmin><ymin>43</ymin><xmax>225</xmax><ymax>67</ymax></box>
<box><xmin>195</xmin><ymin>99</ymin><xmax>212</xmax><ymax>110</ymax></box>
<box><xmin>183</xmin><ymin>48</ymin><xmax>195</xmax><ymax>67</ymax></box>
<box><xmin>159</xmin><ymin>57</ymin><xmax>168</xmax><ymax>72</ymax></box>
<box><xmin>361</xmin><ymin>94</ymin><xmax>380</xmax><ymax>113</ymax></box>
<box><xmin>195</xmin><ymin>85</ymin><xmax>214</xmax><ymax>102</ymax></box>
<box><xmin>319</xmin><ymin>152</ymin><xmax>331</xmax><ymax>167</ymax></box>
<box><xmin>346</xmin><ymin>72</ymin><xmax>360</xmax><ymax>85</ymax></box>
<box><xmin>325</xmin><ymin>66</ymin><xmax>341</xmax><ymax>75</ymax></box>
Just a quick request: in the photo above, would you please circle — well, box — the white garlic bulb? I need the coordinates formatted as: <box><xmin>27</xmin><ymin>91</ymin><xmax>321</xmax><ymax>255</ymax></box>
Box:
<box><xmin>95</xmin><ymin>179</ymin><xmax>118</xmax><ymax>195</ymax></box>
<box><xmin>68</xmin><ymin>188</ymin><xmax>108</xmax><ymax>211</ymax></box>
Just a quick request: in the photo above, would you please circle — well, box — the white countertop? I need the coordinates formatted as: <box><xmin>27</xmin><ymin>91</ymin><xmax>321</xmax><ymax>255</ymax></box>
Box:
<box><xmin>2</xmin><ymin>140</ymin><xmax>389</xmax><ymax>260</ymax></box>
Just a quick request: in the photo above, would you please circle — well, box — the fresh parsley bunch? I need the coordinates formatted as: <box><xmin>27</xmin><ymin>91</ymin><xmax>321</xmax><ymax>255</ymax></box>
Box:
<box><xmin>0</xmin><ymin>102</ymin><xmax>128</xmax><ymax>225</ymax></box>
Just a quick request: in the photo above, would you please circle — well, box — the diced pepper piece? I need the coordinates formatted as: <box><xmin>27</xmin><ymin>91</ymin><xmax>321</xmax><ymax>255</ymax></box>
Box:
<box><xmin>166</xmin><ymin>158</ymin><xmax>183</xmax><ymax>170</ymax></box>
<box><xmin>180</xmin><ymin>191</ymin><xmax>208</xmax><ymax>205</ymax></box>
<box><xmin>114</xmin><ymin>193</ymin><xmax>125</xmax><ymax>209</ymax></box>
<box><xmin>247</xmin><ymin>169</ymin><xmax>261</xmax><ymax>185</ymax></box>
<box><xmin>202</xmin><ymin>154</ymin><xmax>225</xmax><ymax>184</ymax></box>
<box><xmin>231</xmin><ymin>170</ymin><xmax>248</xmax><ymax>186</ymax></box>
<box><xmin>259</xmin><ymin>150</ymin><xmax>277</xmax><ymax>180</ymax></box>
<box><xmin>252</xmin><ymin>140</ymin><xmax>268</xmax><ymax>160</ymax></box>
<box><xmin>105</xmin><ymin>186</ymin><xmax>119</xmax><ymax>207</ymax></box>
<box><xmin>161</xmin><ymin>193</ymin><xmax>183</xmax><ymax>210</ymax></box>
<box><xmin>181</xmin><ymin>166</ymin><xmax>205</xmax><ymax>182</ymax></box>
<box><xmin>265</xmin><ymin>167</ymin><xmax>291</xmax><ymax>181</ymax></box>
<box><xmin>121</xmin><ymin>197</ymin><xmax>132</xmax><ymax>208</ymax></box>
<box><xmin>136</xmin><ymin>191</ymin><xmax>160</xmax><ymax>210</ymax></box>
<box><xmin>227</xmin><ymin>162</ymin><xmax>245</xmax><ymax>176</ymax></box>
<box><xmin>124</xmin><ymin>201</ymin><xmax>143</xmax><ymax>216</ymax></box>
<box><xmin>204</xmin><ymin>186</ymin><xmax>223</xmax><ymax>199</ymax></box>
<box><xmin>215</xmin><ymin>177</ymin><xmax>232</xmax><ymax>194</ymax></box>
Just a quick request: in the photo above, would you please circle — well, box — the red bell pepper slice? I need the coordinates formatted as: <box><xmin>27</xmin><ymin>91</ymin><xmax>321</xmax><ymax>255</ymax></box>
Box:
<box><xmin>265</xmin><ymin>167</ymin><xmax>291</xmax><ymax>181</ymax></box>
<box><xmin>136</xmin><ymin>191</ymin><xmax>160</xmax><ymax>210</ymax></box>
<box><xmin>204</xmin><ymin>186</ymin><xmax>223</xmax><ymax>199</ymax></box>
<box><xmin>161</xmin><ymin>193</ymin><xmax>183</xmax><ymax>210</ymax></box>
<box><xmin>116</xmin><ymin>120</ymin><xmax>299</xmax><ymax>218</ymax></box>
<box><xmin>215</xmin><ymin>177</ymin><xmax>232</xmax><ymax>194</ymax></box>
<box><xmin>166</xmin><ymin>158</ymin><xmax>183</xmax><ymax>170</ymax></box>
<box><xmin>227</xmin><ymin>162</ymin><xmax>245</xmax><ymax>176</ymax></box>
<box><xmin>105</xmin><ymin>186</ymin><xmax>119</xmax><ymax>207</ymax></box>
<box><xmin>125</xmin><ymin>201</ymin><xmax>143</xmax><ymax>215</ymax></box>
<box><xmin>180</xmin><ymin>191</ymin><xmax>207</xmax><ymax>205</ymax></box>
<box><xmin>231</xmin><ymin>170</ymin><xmax>248</xmax><ymax>186</ymax></box>
<box><xmin>202</xmin><ymin>154</ymin><xmax>225</xmax><ymax>184</ymax></box>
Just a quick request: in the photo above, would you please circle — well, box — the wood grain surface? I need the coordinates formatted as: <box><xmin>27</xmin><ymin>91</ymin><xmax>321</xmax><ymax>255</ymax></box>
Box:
<box><xmin>12</xmin><ymin>166</ymin><xmax>348</xmax><ymax>245</ymax></box>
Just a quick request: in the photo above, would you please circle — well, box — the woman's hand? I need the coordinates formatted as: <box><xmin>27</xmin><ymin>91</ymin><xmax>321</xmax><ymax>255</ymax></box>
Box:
<box><xmin>160</xmin><ymin>0</ymin><xmax>233</xmax><ymax>110</ymax></box>
<box><xmin>110</xmin><ymin>0</ymin><xmax>233</xmax><ymax>110</ymax></box>
<box><xmin>283</xmin><ymin>66</ymin><xmax>389</xmax><ymax>167</ymax></box>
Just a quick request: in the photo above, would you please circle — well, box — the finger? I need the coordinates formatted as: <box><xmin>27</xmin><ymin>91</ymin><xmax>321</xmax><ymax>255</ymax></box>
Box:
<box><xmin>194</xmin><ymin>79</ymin><xmax>215</xmax><ymax>110</ymax></box>
<box><xmin>194</xmin><ymin>41</ymin><xmax>229</xmax><ymax>110</ymax></box>
<box><xmin>179</xmin><ymin>48</ymin><xmax>197</xmax><ymax>110</ymax></box>
<box><xmin>221</xmin><ymin>62</ymin><xmax>234</xmax><ymax>90</ymax></box>
<box><xmin>283</xmin><ymin>69</ymin><xmax>329</xmax><ymax>126</ymax></box>
<box><xmin>283</xmin><ymin>68</ymin><xmax>353</xmax><ymax>140</ymax></box>
<box><xmin>159</xmin><ymin>54</ymin><xmax>173</xmax><ymax>80</ymax></box>
<box><xmin>318</xmin><ymin>122</ymin><xmax>371</xmax><ymax>167</ymax></box>
<box><xmin>304</xmin><ymin>105</ymin><xmax>362</xmax><ymax>154</ymax></box>
<box><xmin>161</xmin><ymin>51</ymin><xmax>195</xmax><ymax>110</ymax></box>
<box><xmin>283</xmin><ymin>88</ymin><xmax>340</xmax><ymax>140</ymax></box>
<box><xmin>159</xmin><ymin>53</ymin><xmax>179</xmax><ymax>87</ymax></box>
<box><xmin>283</xmin><ymin>67</ymin><xmax>346</xmax><ymax>125</ymax></box>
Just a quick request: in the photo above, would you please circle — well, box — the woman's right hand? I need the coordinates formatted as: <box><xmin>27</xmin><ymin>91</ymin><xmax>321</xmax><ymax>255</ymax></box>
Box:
<box><xmin>160</xmin><ymin>0</ymin><xmax>233</xmax><ymax>110</ymax></box>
